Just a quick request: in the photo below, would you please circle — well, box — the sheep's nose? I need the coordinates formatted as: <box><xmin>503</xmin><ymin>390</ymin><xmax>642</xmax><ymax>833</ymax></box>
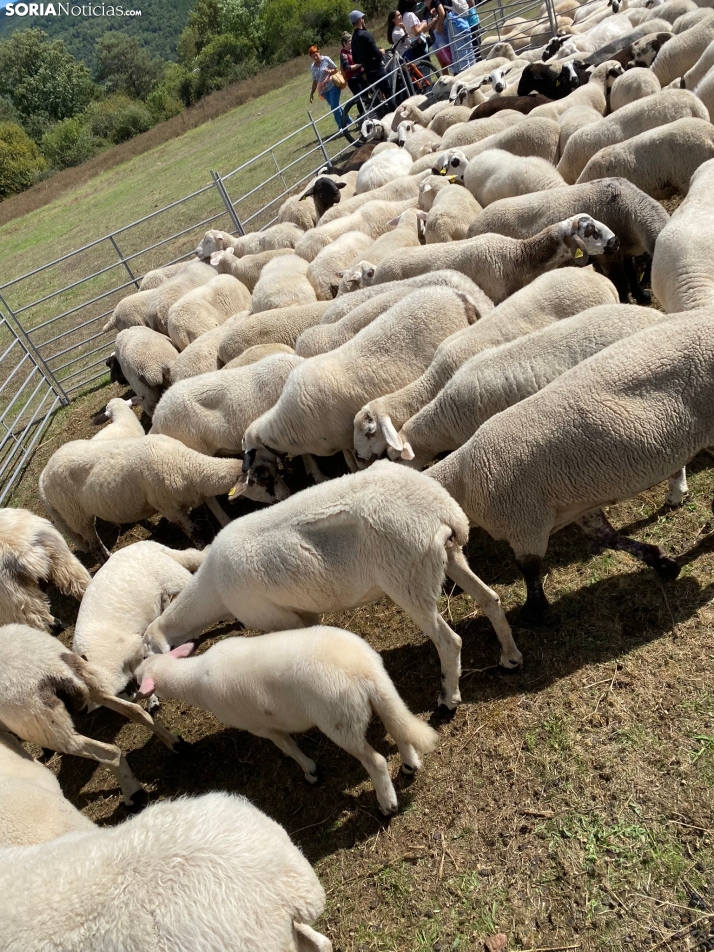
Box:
<box><xmin>605</xmin><ymin>236</ymin><xmax>620</xmax><ymax>253</ymax></box>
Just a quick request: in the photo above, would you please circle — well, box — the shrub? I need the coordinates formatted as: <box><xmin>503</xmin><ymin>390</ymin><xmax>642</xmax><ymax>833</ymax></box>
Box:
<box><xmin>40</xmin><ymin>118</ymin><xmax>100</xmax><ymax>169</ymax></box>
<box><xmin>82</xmin><ymin>95</ymin><xmax>153</xmax><ymax>144</ymax></box>
<box><xmin>0</xmin><ymin>121</ymin><xmax>48</xmax><ymax>198</ymax></box>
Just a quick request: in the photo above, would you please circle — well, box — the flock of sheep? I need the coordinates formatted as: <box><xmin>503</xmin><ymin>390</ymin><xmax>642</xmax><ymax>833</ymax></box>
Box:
<box><xmin>3</xmin><ymin>0</ymin><xmax>714</xmax><ymax>945</ymax></box>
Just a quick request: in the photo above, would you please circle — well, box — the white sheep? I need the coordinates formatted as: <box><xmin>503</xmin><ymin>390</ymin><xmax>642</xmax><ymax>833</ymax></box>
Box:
<box><xmin>419</xmin><ymin>173</ymin><xmax>459</xmax><ymax>209</ymax></box>
<box><xmin>89</xmin><ymin>396</ymin><xmax>145</xmax><ymax>440</ymax></box>
<box><xmin>166</xmin><ymin>274</ymin><xmax>252</xmax><ymax>350</ymax></box>
<box><xmin>393</xmin><ymin>97</ymin><xmax>452</xmax><ymax>128</ymax></box>
<box><xmin>551</xmin><ymin>13</ymin><xmax>633</xmax><ymax>57</ymax></box>
<box><xmin>439</xmin><ymin>110</ymin><xmax>525</xmax><ymax>151</ymax></box>
<box><xmin>0</xmin><ymin>624</ymin><xmax>178</xmax><ymax>806</ymax></box>
<box><xmin>354</xmin><ymin>149</ymin><xmax>413</xmax><ymax>193</ymax></box>
<box><xmin>306</xmin><ymin>231</ymin><xmax>374</xmax><ymax>300</ymax></box>
<box><xmin>395</xmin><ymin>120</ymin><xmax>443</xmax><ymax>157</ymax></box>
<box><xmin>577</xmin><ymin>116</ymin><xmax>714</xmax><ymax>195</ymax></box>
<box><xmin>218</xmin><ymin>301</ymin><xmax>329</xmax><ymax>362</ymax></box>
<box><xmin>318</xmin><ymin>175</ymin><xmax>422</xmax><ymax>224</ymax></box>
<box><xmin>421</xmin><ymin>184</ymin><xmax>483</xmax><ymax>242</ymax></box>
<box><xmin>72</xmin><ymin>540</ymin><xmax>206</xmax><ymax>710</ymax></box>
<box><xmin>557</xmin><ymin>88</ymin><xmax>709</xmax><ymax>182</ymax></box>
<box><xmin>359</xmin><ymin>112</ymin><xmax>397</xmax><ymax>141</ymax></box>
<box><xmin>138</xmin><ymin>260</ymin><xmax>190</xmax><ymax>290</ymax></box>
<box><xmin>110</xmin><ymin>326</ymin><xmax>178</xmax><ymax>415</ymax></box>
<box><xmin>137</xmin><ymin>627</ymin><xmax>437</xmax><ymax>816</ymax></box>
<box><xmin>194</xmin><ymin>223</ymin><xmax>304</xmax><ymax>259</ymax></box>
<box><xmin>209</xmin><ymin>246</ymin><xmax>294</xmax><ymax>291</ymax></box>
<box><xmin>143</xmin><ymin>462</ymin><xmax>522</xmax><ymax>711</ymax></box>
<box><xmin>448</xmin><ymin>81</ymin><xmax>488</xmax><ymax>109</ymax></box>
<box><xmin>39</xmin><ymin>435</ymin><xmax>243</xmax><ymax>561</ymax></box>
<box><xmin>170</xmin><ymin>311</ymin><xmax>249</xmax><ymax>383</ymax></box>
<box><xmin>681</xmin><ymin>36</ymin><xmax>714</xmax><ymax>89</ymax></box>
<box><xmin>652</xmin><ymin>156</ymin><xmax>714</xmax><ymax>311</ymax></box>
<box><xmin>464</xmin><ymin>150</ymin><xmax>567</xmax><ymax>206</ymax></box>
<box><xmin>427</xmin><ymin>312</ymin><xmax>714</xmax><ymax>624</ymax></box>
<box><xmin>609</xmin><ymin>67</ymin><xmax>662</xmax><ymax>110</ymax></box>
<box><xmin>435</xmin><ymin>117</ymin><xmax>562</xmax><ymax>170</ymax></box>
<box><xmin>693</xmin><ymin>62</ymin><xmax>714</xmax><ymax>115</ymax></box>
<box><xmin>426</xmin><ymin>106</ymin><xmax>473</xmax><ymax>135</ymax></box>
<box><xmin>351</xmin><ymin>207</ymin><xmax>424</xmax><ymax>265</ymax></box>
<box><xmin>222</xmin><ymin>342</ymin><xmax>296</xmax><ymax>368</ymax></box>
<box><xmin>649</xmin><ymin>11</ymin><xmax>714</xmax><ymax>84</ymax></box>
<box><xmin>352</xmin><ymin>267</ymin><xmax>618</xmax><ymax>464</ymax></box>
<box><xmin>0</xmin><ymin>730</ymin><xmax>93</xmax><ymax>847</ymax></box>
<box><xmin>0</xmin><ymin>508</ymin><xmax>90</xmax><ymax>632</ymax></box>
<box><xmin>558</xmin><ymin>104</ymin><xmax>604</xmax><ymax>156</ymax></box>
<box><xmin>396</xmin><ymin>303</ymin><xmax>670</xmax><ymax>468</ymax></box>
<box><xmin>251</xmin><ymin>254</ymin><xmax>318</xmax><ymax>313</ymax></box>
<box><xmin>294</xmin><ymin>197</ymin><xmax>418</xmax><ymax>263</ymax></box>
<box><xmin>0</xmin><ymin>791</ymin><xmax>333</xmax><ymax>952</ymax></box>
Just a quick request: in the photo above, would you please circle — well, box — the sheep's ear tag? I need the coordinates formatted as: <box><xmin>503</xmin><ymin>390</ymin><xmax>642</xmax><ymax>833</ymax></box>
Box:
<box><xmin>228</xmin><ymin>476</ymin><xmax>248</xmax><ymax>498</ymax></box>
<box><xmin>438</xmin><ymin>168</ymin><xmax>447</xmax><ymax>175</ymax></box>
<box><xmin>573</xmin><ymin>247</ymin><xmax>584</xmax><ymax>259</ymax></box>
<box><xmin>555</xmin><ymin>78</ymin><xmax>561</xmax><ymax>86</ymax></box>
<box><xmin>448</xmin><ymin>175</ymin><xmax>457</xmax><ymax>183</ymax></box>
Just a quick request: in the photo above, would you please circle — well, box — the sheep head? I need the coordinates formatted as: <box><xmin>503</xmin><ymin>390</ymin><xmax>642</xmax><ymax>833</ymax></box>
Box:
<box><xmin>228</xmin><ymin>452</ymin><xmax>290</xmax><ymax>505</ymax></box>
<box><xmin>354</xmin><ymin>407</ymin><xmax>415</xmax><ymax>465</ymax></box>
<box><xmin>336</xmin><ymin>260</ymin><xmax>376</xmax><ymax>295</ymax></box>
<box><xmin>396</xmin><ymin>120</ymin><xmax>416</xmax><ymax>147</ymax></box>
<box><xmin>195</xmin><ymin>229</ymin><xmax>233</xmax><ymax>259</ymax></box>
<box><xmin>430</xmin><ymin>150</ymin><xmax>468</xmax><ymax>184</ymax></box>
<box><xmin>557</xmin><ymin>214</ymin><xmax>619</xmax><ymax>267</ymax></box>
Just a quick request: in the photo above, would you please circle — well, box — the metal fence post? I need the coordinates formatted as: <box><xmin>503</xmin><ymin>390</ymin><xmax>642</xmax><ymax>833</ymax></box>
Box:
<box><xmin>210</xmin><ymin>170</ymin><xmax>245</xmax><ymax>236</ymax></box>
<box><xmin>108</xmin><ymin>235</ymin><xmax>140</xmax><ymax>290</ymax></box>
<box><xmin>307</xmin><ymin>111</ymin><xmax>330</xmax><ymax>165</ymax></box>
<box><xmin>0</xmin><ymin>293</ymin><xmax>70</xmax><ymax>406</ymax></box>
<box><xmin>543</xmin><ymin>0</ymin><xmax>558</xmax><ymax>39</ymax></box>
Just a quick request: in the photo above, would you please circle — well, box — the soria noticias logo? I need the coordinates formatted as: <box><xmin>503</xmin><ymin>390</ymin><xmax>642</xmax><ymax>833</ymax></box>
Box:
<box><xmin>4</xmin><ymin>3</ymin><xmax>142</xmax><ymax>15</ymax></box>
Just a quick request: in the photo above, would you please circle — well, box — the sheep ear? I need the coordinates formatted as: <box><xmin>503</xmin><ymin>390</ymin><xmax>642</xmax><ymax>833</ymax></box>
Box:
<box><xmin>416</xmin><ymin>210</ymin><xmax>428</xmax><ymax>221</ymax></box>
<box><xmin>379</xmin><ymin>414</ymin><xmax>403</xmax><ymax>453</ymax></box>
<box><xmin>566</xmin><ymin>234</ymin><xmax>590</xmax><ymax>266</ymax></box>
<box><xmin>127</xmin><ymin>395</ymin><xmax>144</xmax><ymax>407</ymax></box>
<box><xmin>136</xmin><ymin>677</ymin><xmax>155</xmax><ymax>699</ymax></box>
<box><xmin>336</xmin><ymin>182</ymin><xmax>346</xmax><ymax>190</ymax></box>
<box><xmin>300</xmin><ymin>182</ymin><xmax>316</xmax><ymax>200</ymax></box>
<box><xmin>169</xmin><ymin>642</ymin><xmax>195</xmax><ymax>658</ymax></box>
<box><xmin>228</xmin><ymin>474</ymin><xmax>250</xmax><ymax>499</ymax></box>
<box><xmin>91</xmin><ymin>406</ymin><xmax>109</xmax><ymax>425</ymax></box>
<box><xmin>401</xmin><ymin>442</ymin><xmax>416</xmax><ymax>461</ymax></box>
<box><xmin>422</xmin><ymin>184</ymin><xmax>433</xmax><ymax>193</ymax></box>
<box><xmin>386</xmin><ymin>216</ymin><xmax>400</xmax><ymax>227</ymax></box>
<box><xmin>337</xmin><ymin>269</ymin><xmax>349</xmax><ymax>277</ymax></box>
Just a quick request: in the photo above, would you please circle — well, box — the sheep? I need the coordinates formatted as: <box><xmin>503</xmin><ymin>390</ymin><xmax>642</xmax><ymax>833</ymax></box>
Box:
<box><xmin>468</xmin><ymin>94</ymin><xmax>555</xmax><ymax>120</ymax></box>
<box><xmin>136</xmin><ymin>627</ymin><xmax>437</xmax><ymax>816</ymax></box>
<box><xmin>439</xmin><ymin>111</ymin><xmax>526</xmax><ymax>150</ymax></box>
<box><xmin>577</xmin><ymin>116</ymin><xmax>714</xmax><ymax>195</ymax></box>
<box><xmin>89</xmin><ymin>396</ymin><xmax>145</xmax><ymax>440</ymax></box>
<box><xmin>625</xmin><ymin>29</ymin><xmax>674</xmax><ymax>66</ymax></box>
<box><xmin>352</xmin><ymin>207</ymin><xmax>424</xmax><ymax>264</ymax></box>
<box><xmin>326</xmin><ymin>269</ymin><xmax>489</xmax><ymax>314</ymax></box>
<box><xmin>425</xmin><ymin>107</ymin><xmax>473</xmax><ymax>136</ymax></box>
<box><xmin>209</xmin><ymin>246</ymin><xmax>294</xmax><ymax>291</ymax></box>
<box><xmin>170</xmin><ymin>311</ymin><xmax>249</xmax><ymax>383</ymax></box>
<box><xmin>297</xmin><ymin>175</ymin><xmax>352</xmax><ymax>221</ymax></box>
<box><xmin>72</xmin><ymin>541</ymin><xmax>206</xmax><ymax>707</ymax></box>
<box><xmin>166</xmin><ymin>274</ymin><xmax>252</xmax><ymax>350</ymax></box>
<box><xmin>251</xmin><ymin>254</ymin><xmax>317</xmax><ymax>313</ymax></box>
<box><xmin>294</xmin><ymin>198</ymin><xmax>418</xmax><ymax>263</ymax></box>
<box><xmin>517</xmin><ymin>61</ymin><xmax>584</xmax><ymax>98</ymax></box>
<box><xmin>426</xmin><ymin>312</ymin><xmax>714</xmax><ymax>624</ymax></box>
<box><xmin>649</xmin><ymin>12</ymin><xmax>714</xmax><ymax>84</ymax></box>
<box><xmin>362</xmin><ymin>214</ymin><xmax>618</xmax><ymax>305</ymax></box>
<box><xmin>573</xmin><ymin>20</ymin><xmax>673</xmax><ymax>67</ymax></box>
<box><xmin>352</xmin><ymin>268</ymin><xmax>618</xmax><ymax>464</ymax></box>
<box><xmin>276</xmin><ymin>192</ymin><xmax>317</xmax><ymax>231</ymax></box>
<box><xmin>318</xmin><ymin>176</ymin><xmax>422</xmax><ymax>224</ymax></box>
<box><xmin>138</xmin><ymin>260</ymin><xmax>190</xmax><ymax>291</ymax></box>
<box><xmin>642</xmin><ymin>0</ymin><xmax>696</xmax><ymax>24</ymax></box>
<box><xmin>0</xmin><ymin>730</ymin><xmax>93</xmax><ymax>847</ymax></box>
<box><xmin>242</xmin><ymin>288</ymin><xmax>485</xmax><ymax>462</ymax></box>
<box><xmin>395</xmin><ymin>121</ymin><xmax>443</xmax><ymax>157</ymax></box>
<box><xmin>222</xmin><ymin>343</ymin><xmax>296</xmax><ymax>369</ymax></box>
<box><xmin>652</xmin><ymin>157</ymin><xmax>714</xmax><ymax>311</ymax></box>
<box><xmin>218</xmin><ymin>302</ymin><xmax>329</xmax><ymax>362</ymax></box>
<box><xmin>396</xmin><ymin>303</ymin><xmax>670</xmax><ymax>469</ymax></box>
<box><xmin>143</xmin><ymin>462</ymin><xmax>522</xmax><ymax>711</ymax></box>
<box><xmin>529</xmin><ymin>62</ymin><xmax>625</xmax><ymax>122</ymax></box>
<box><xmin>103</xmin><ymin>261</ymin><xmax>216</xmax><ymax>335</ymax></box>
<box><xmin>0</xmin><ymin>625</ymin><xmax>179</xmax><ymax>805</ymax></box>
<box><xmin>394</xmin><ymin>97</ymin><xmax>453</xmax><ymax>127</ymax></box>
<box><xmin>558</xmin><ymin>104</ymin><xmax>604</xmax><ymax>155</ymax></box>
<box><xmin>681</xmin><ymin>36</ymin><xmax>714</xmax><ymax>88</ymax></box>
<box><xmin>672</xmin><ymin>8</ymin><xmax>713</xmax><ymax>34</ymax></box>
<box><xmin>547</xmin><ymin>12</ymin><xmax>633</xmax><ymax>56</ymax></box>
<box><xmin>419</xmin><ymin>173</ymin><xmax>459</xmax><ymax>208</ymax></box>
<box><xmin>466</xmin><ymin>177</ymin><xmax>670</xmax><ymax>303</ymax></box>
<box><xmin>151</xmin><ymin>352</ymin><xmax>304</xmax><ymax>459</ymax></box>
<box><xmin>421</xmin><ymin>184</ymin><xmax>483</xmax><ymax>242</ymax></box>
<box><xmin>448</xmin><ymin>81</ymin><xmax>488</xmax><ymax>109</ymax></box>
<box><xmin>482</xmin><ymin>63</ymin><xmax>531</xmax><ymax>96</ymax></box>
<box><xmin>557</xmin><ymin>88</ymin><xmax>709</xmax><ymax>182</ymax></box>
<box><xmin>464</xmin><ymin>150</ymin><xmax>567</xmax><ymax>207</ymax></box>
<box><xmin>194</xmin><ymin>223</ymin><xmax>304</xmax><ymax>260</ymax></box>
<box><xmin>369</xmin><ymin>141</ymin><xmax>401</xmax><ymax>155</ymax></box>
<box><xmin>693</xmin><ymin>63</ymin><xmax>714</xmax><ymax>113</ymax></box>
<box><xmin>440</xmin><ymin>118</ymin><xmax>562</xmax><ymax>168</ymax></box>
<box><xmin>0</xmin><ymin>508</ymin><xmax>90</xmax><ymax>633</ymax></box>
<box><xmin>0</xmin><ymin>791</ymin><xmax>333</xmax><ymax>952</ymax></box>
<box><xmin>306</xmin><ymin>231</ymin><xmax>374</xmax><ymax>300</ymax></box>
<box><xmin>109</xmin><ymin>326</ymin><xmax>178</xmax><ymax>415</ymax></box>
<box><xmin>609</xmin><ymin>66</ymin><xmax>662</xmax><ymax>110</ymax></box>
<box><xmin>359</xmin><ymin>112</ymin><xmax>397</xmax><ymax>141</ymax></box>
<box><xmin>39</xmin><ymin>435</ymin><xmax>243</xmax><ymax>562</ymax></box>
<box><xmin>354</xmin><ymin>149</ymin><xmax>413</xmax><ymax>194</ymax></box>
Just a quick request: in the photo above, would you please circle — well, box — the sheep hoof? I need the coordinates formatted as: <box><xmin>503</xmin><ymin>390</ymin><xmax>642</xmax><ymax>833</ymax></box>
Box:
<box><xmin>379</xmin><ymin>799</ymin><xmax>399</xmax><ymax>817</ymax></box>
<box><xmin>49</xmin><ymin>617</ymin><xmax>65</xmax><ymax>636</ymax></box>
<box><xmin>305</xmin><ymin>767</ymin><xmax>320</xmax><ymax>785</ymax></box>
<box><xmin>127</xmin><ymin>788</ymin><xmax>149</xmax><ymax>812</ymax></box>
<box><xmin>519</xmin><ymin>601</ymin><xmax>548</xmax><ymax>627</ymax></box>
<box><xmin>654</xmin><ymin>557</ymin><xmax>680</xmax><ymax>582</ymax></box>
<box><xmin>433</xmin><ymin>702</ymin><xmax>457</xmax><ymax>722</ymax></box>
<box><xmin>401</xmin><ymin>763</ymin><xmax>418</xmax><ymax>775</ymax></box>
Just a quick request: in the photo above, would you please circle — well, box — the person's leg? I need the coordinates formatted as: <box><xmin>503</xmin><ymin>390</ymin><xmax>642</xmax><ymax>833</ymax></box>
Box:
<box><xmin>325</xmin><ymin>85</ymin><xmax>343</xmax><ymax>129</ymax></box>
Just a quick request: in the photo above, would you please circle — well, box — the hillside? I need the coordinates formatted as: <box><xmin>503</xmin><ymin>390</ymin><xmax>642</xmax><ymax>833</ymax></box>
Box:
<box><xmin>0</xmin><ymin>0</ymin><xmax>193</xmax><ymax>65</ymax></box>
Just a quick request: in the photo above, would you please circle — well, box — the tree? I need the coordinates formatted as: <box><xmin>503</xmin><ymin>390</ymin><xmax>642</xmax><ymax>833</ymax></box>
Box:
<box><xmin>0</xmin><ymin>121</ymin><xmax>47</xmax><ymax>199</ymax></box>
<box><xmin>178</xmin><ymin>0</ymin><xmax>224</xmax><ymax>62</ymax></box>
<box><xmin>0</xmin><ymin>30</ymin><xmax>95</xmax><ymax>127</ymax></box>
<box><xmin>40</xmin><ymin>118</ymin><xmax>100</xmax><ymax>170</ymax></box>
<box><xmin>94</xmin><ymin>33</ymin><xmax>165</xmax><ymax>101</ymax></box>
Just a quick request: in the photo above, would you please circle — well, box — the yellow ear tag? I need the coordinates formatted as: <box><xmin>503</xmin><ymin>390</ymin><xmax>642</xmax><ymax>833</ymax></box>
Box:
<box><xmin>227</xmin><ymin>483</ymin><xmax>241</xmax><ymax>498</ymax></box>
<box><xmin>574</xmin><ymin>247</ymin><xmax>584</xmax><ymax>259</ymax></box>
<box><xmin>448</xmin><ymin>175</ymin><xmax>457</xmax><ymax>183</ymax></box>
<box><xmin>439</xmin><ymin>168</ymin><xmax>447</xmax><ymax>175</ymax></box>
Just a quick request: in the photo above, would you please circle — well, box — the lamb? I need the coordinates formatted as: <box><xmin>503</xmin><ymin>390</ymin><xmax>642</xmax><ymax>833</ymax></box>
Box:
<box><xmin>327</xmin><ymin>269</ymin><xmax>489</xmax><ymax>312</ymax></box>
<box><xmin>395</xmin><ymin>121</ymin><xmax>443</xmax><ymax>157</ymax></box>
<box><xmin>39</xmin><ymin>435</ymin><xmax>243</xmax><ymax>561</ymax></box>
<box><xmin>352</xmin><ymin>268</ymin><xmax>618</xmax><ymax>463</ymax></box>
<box><xmin>422</xmin><ymin>184</ymin><xmax>483</xmax><ymax>242</ymax></box>
<box><xmin>359</xmin><ymin>113</ymin><xmax>397</xmax><ymax>141</ymax></box>
<box><xmin>651</xmin><ymin>157</ymin><xmax>714</xmax><ymax>311</ymax></box>
<box><xmin>142</xmin><ymin>463</ymin><xmax>522</xmax><ymax>711</ymax></box>
<box><xmin>170</xmin><ymin>312</ymin><xmax>249</xmax><ymax>382</ymax></box>
<box><xmin>223</xmin><ymin>343</ymin><xmax>296</xmax><ymax>368</ymax></box>
<box><xmin>419</xmin><ymin>173</ymin><xmax>460</xmax><ymax>208</ymax></box>
<box><xmin>557</xmin><ymin>88</ymin><xmax>709</xmax><ymax>182</ymax></box>
<box><xmin>394</xmin><ymin>97</ymin><xmax>452</xmax><ymax>127</ymax></box>
<box><xmin>672</xmin><ymin>8</ymin><xmax>713</xmax><ymax>33</ymax></box>
<box><xmin>218</xmin><ymin>302</ymin><xmax>329</xmax><ymax>362</ymax></box>
<box><xmin>72</xmin><ymin>541</ymin><xmax>206</xmax><ymax>706</ymax></box>
<box><xmin>166</xmin><ymin>273</ymin><xmax>252</xmax><ymax>348</ymax></box>
<box><xmin>625</xmin><ymin>29</ymin><xmax>674</xmax><ymax>66</ymax></box>
<box><xmin>137</xmin><ymin>627</ymin><xmax>438</xmax><ymax>816</ymax></box>
<box><xmin>441</xmin><ymin>117</ymin><xmax>562</xmax><ymax>166</ymax></box>
<box><xmin>395</xmin><ymin>303</ymin><xmax>670</xmax><ymax>468</ymax></box>
<box><xmin>464</xmin><ymin>150</ymin><xmax>567</xmax><ymax>206</ymax></box>
<box><xmin>89</xmin><ymin>396</ymin><xmax>145</xmax><ymax>440</ymax></box>
<box><xmin>0</xmin><ymin>508</ymin><xmax>90</xmax><ymax>632</ymax></box>
<box><xmin>362</xmin><ymin>214</ymin><xmax>618</xmax><ymax>305</ymax></box>
<box><xmin>209</xmin><ymin>246</ymin><xmax>294</xmax><ymax>291</ymax></box>
<box><xmin>529</xmin><ymin>62</ymin><xmax>625</xmax><ymax>121</ymax></box>
<box><xmin>546</xmin><ymin>13</ymin><xmax>633</xmax><ymax>56</ymax></box>
<box><xmin>354</xmin><ymin>149</ymin><xmax>413</xmax><ymax>193</ymax></box>
<box><xmin>0</xmin><ymin>624</ymin><xmax>179</xmax><ymax>805</ymax></box>
<box><xmin>109</xmin><ymin>326</ymin><xmax>178</xmax><ymax>415</ymax></box>
<box><xmin>354</xmin><ymin>207</ymin><xmax>424</xmax><ymax>263</ymax></box>
<box><xmin>466</xmin><ymin>177</ymin><xmax>670</xmax><ymax>303</ymax></box>
<box><xmin>609</xmin><ymin>66</ymin><xmax>662</xmax><ymax>109</ymax></box>
<box><xmin>467</xmin><ymin>94</ymin><xmax>555</xmax><ymax>120</ymax></box>
<box><xmin>427</xmin><ymin>312</ymin><xmax>714</xmax><ymax>624</ymax></box>
<box><xmin>242</xmin><ymin>288</ymin><xmax>484</xmax><ymax>461</ymax></box>
<box><xmin>0</xmin><ymin>791</ymin><xmax>333</xmax><ymax>952</ymax></box>
<box><xmin>251</xmin><ymin>254</ymin><xmax>317</xmax><ymax>313</ymax></box>
<box><xmin>0</xmin><ymin>730</ymin><xmax>93</xmax><ymax>847</ymax></box>
<box><xmin>294</xmin><ymin>198</ymin><xmax>418</xmax><ymax>263</ymax></box>
<box><xmin>306</xmin><ymin>231</ymin><xmax>374</xmax><ymax>300</ymax></box>
<box><xmin>448</xmin><ymin>81</ymin><xmax>488</xmax><ymax>109</ymax></box>
<box><xmin>151</xmin><ymin>352</ymin><xmax>303</xmax><ymax>459</ymax></box>
<box><xmin>103</xmin><ymin>261</ymin><xmax>216</xmax><ymax>335</ymax></box>
<box><xmin>641</xmin><ymin>0</ymin><xmax>695</xmax><ymax>25</ymax></box>
<box><xmin>439</xmin><ymin>110</ymin><xmax>525</xmax><ymax>150</ymax></box>
<box><xmin>577</xmin><ymin>116</ymin><xmax>714</xmax><ymax>195</ymax></box>
<box><xmin>194</xmin><ymin>223</ymin><xmax>304</xmax><ymax>259</ymax></box>
<box><xmin>649</xmin><ymin>12</ymin><xmax>714</xmax><ymax>84</ymax></box>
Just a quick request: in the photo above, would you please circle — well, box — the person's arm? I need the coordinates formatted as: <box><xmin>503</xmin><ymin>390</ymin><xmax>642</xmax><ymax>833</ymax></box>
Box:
<box><xmin>309</xmin><ymin>78</ymin><xmax>317</xmax><ymax>103</ymax></box>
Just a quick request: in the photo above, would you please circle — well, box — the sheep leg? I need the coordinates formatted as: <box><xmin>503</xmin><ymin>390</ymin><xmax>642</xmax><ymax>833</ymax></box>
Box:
<box><xmin>392</xmin><ymin>601</ymin><xmax>462</xmax><ymax>710</ymax></box>
<box><xmin>665</xmin><ymin>467</ymin><xmax>688</xmax><ymax>507</ymax></box>
<box><xmin>516</xmin><ymin>555</ymin><xmax>549</xmax><ymax>626</ymax></box>
<box><xmin>94</xmin><ymin>692</ymin><xmax>180</xmax><ymax>751</ymax></box>
<box><xmin>302</xmin><ymin>454</ymin><xmax>327</xmax><ymax>484</ymax></box>
<box><xmin>605</xmin><ymin>259</ymin><xmax>631</xmax><ymax>304</ymax></box>
<box><xmin>205</xmin><ymin>496</ymin><xmax>231</xmax><ymax>527</ymax></box>
<box><xmin>294</xmin><ymin>922</ymin><xmax>334</xmax><ymax>952</ymax></box>
<box><xmin>577</xmin><ymin>509</ymin><xmax>680</xmax><ymax>581</ymax></box>
<box><xmin>258</xmin><ymin>728</ymin><xmax>318</xmax><ymax>783</ymax></box>
<box><xmin>162</xmin><ymin>508</ymin><xmax>203</xmax><ymax>546</ymax></box>
<box><xmin>343</xmin><ymin>449</ymin><xmax>360</xmax><ymax>473</ymax></box>
<box><xmin>623</xmin><ymin>256</ymin><xmax>651</xmax><ymax>305</ymax></box>
<box><xmin>89</xmin><ymin>526</ymin><xmax>112</xmax><ymax>565</ymax></box>
<box><xmin>338</xmin><ymin>737</ymin><xmax>398</xmax><ymax>816</ymax></box>
<box><xmin>59</xmin><ymin>733</ymin><xmax>143</xmax><ymax>806</ymax></box>
<box><xmin>445</xmin><ymin>547</ymin><xmax>523</xmax><ymax>669</ymax></box>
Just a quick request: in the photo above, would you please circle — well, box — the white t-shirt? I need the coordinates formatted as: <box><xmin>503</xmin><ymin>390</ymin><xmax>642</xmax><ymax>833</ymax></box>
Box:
<box><xmin>403</xmin><ymin>11</ymin><xmax>421</xmax><ymax>36</ymax></box>
<box><xmin>449</xmin><ymin>0</ymin><xmax>470</xmax><ymax>16</ymax></box>
<box><xmin>392</xmin><ymin>24</ymin><xmax>410</xmax><ymax>53</ymax></box>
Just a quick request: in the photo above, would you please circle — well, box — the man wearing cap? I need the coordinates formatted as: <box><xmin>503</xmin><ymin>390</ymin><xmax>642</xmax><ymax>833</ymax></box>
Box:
<box><xmin>350</xmin><ymin>11</ymin><xmax>391</xmax><ymax>102</ymax></box>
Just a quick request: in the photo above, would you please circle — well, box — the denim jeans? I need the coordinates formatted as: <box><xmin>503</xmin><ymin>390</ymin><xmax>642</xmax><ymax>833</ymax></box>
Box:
<box><xmin>322</xmin><ymin>84</ymin><xmax>344</xmax><ymax>129</ymax></box>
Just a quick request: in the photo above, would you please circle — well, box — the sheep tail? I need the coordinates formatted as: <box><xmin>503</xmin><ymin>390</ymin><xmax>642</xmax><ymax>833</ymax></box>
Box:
<box><xmin>102</xmin><ymin>314</ymin><xmax>117</xmax><ymax>333</ymax></box>
<box><xmin>370</xmin><ymin>669</ymin><xmax>438</xmax><ymax>755</ymax></box>
<box><xmin>162</xmin><ymin>545</ymin><xmax>209</xmax><ymax>572</ymax></box>
<box><xmin>41</xmin><ymin>529</ymin><xmax>91</xmax><ymax>599</ymax></box>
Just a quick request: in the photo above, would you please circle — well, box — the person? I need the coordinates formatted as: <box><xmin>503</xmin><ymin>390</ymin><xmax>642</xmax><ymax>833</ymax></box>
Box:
<box><xmin>339</xmin><ymin>31</ymin><xmax>366</xmax><ymax>113</ymax></box>
<box><xmin>394</xmin><ymin>1</ymin><xmax>435</xmax><ymax>79</ymax></box>
<box><xmin>387</xmin><ymin>10</ymin><xmax>412</xmax><ymax>56</ymax></box>
<box><xmin>308</xmin><ymin>45</ymin><xmax>343</xmax><ymax>131</ymax></box>
<box><xmin>465</xmin><ymin>0</ymin><xmax>482</xmax><ymax>61</ymax></box>
<box><xmin>424</xmin><ymin>0</ymin><xmax>451</xmax><ymax>70</ymax></box>
<box><xmin>350</xmin><ymin>11</ymin><xmax>392</xmax><ymax>102</ymax></box>
<box><xmin>442</xmin><ymin>0</ymin><xmax>476</xmax><ymax>74</ymax></box>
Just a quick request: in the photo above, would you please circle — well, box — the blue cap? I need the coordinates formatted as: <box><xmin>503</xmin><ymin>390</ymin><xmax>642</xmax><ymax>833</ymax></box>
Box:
<box><xmin>349</xmin><ymin>10</ymin><xmax>366</xmax><ymax>24</ymax></box>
